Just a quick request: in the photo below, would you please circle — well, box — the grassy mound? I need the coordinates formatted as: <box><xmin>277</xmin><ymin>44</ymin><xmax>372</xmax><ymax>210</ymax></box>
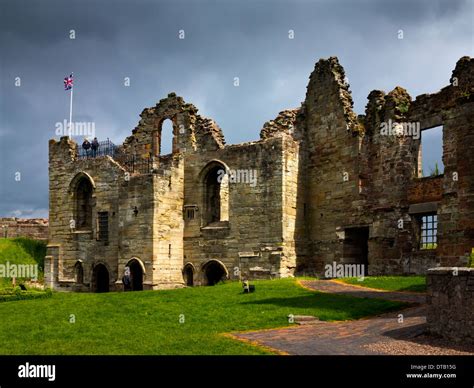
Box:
<box><xmin>0</xmin><ymin>237</ymin><xmax>46</xmax><ymax>289</ymax></box>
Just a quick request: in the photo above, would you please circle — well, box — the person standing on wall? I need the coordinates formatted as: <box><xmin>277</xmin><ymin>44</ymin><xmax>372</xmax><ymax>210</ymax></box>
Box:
<box><xmin>82</xmin><ymin>138</ymin><xmax>91</xmax><ymax>158</ymax></box>
<box><xmin>91</xmin><ymin>137</ymin><xmax>99</xmax><ymax>157</ymax></box>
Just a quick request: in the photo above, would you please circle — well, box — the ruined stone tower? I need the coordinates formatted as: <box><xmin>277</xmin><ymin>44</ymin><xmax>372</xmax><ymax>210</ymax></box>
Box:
<box><xmin>45</xmin><ymin>55</ymin><xmax>474</xmax><ymax>291</ymax></box>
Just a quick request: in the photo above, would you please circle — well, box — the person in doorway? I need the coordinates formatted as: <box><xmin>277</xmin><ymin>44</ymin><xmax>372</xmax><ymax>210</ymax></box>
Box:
<box><xmin>122</xmin><ymin>266</ymin><xmax>131</xmax><ymax>291</ymax></box>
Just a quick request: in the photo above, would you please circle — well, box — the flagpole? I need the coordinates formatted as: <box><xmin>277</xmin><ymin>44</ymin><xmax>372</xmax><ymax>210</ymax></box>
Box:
<box><xmin>68</xmin><ymin>83</ymin><xmax>73</xmax><ymax>139</ymax></box>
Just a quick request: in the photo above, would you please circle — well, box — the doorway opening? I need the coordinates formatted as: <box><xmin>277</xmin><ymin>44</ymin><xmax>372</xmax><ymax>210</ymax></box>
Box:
<box><xmin>343</xmin><ymin>227</ymin><xmax>369</xmax><ymax>276</ymax></box>
<box><xmin>203</xmin><ymin>260</ymin><xmax>227</xmax><ymax>286</ymax></box>
<box><xmin>183</xmin><ymin>264</ymin><xmax>194</xmax><ymax>286</ymax></box>
<box><xmin>128</xmin><ymin>259</ymin><xmax>144</xmax><ymax>291</ymax></box>
<box><xmin>92</xmin><ymin>264</ymin><xmax>109</xmax><ymax>293</ymax></box>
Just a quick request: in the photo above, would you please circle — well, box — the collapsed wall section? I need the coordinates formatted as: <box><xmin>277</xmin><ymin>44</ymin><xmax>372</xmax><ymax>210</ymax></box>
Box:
<box><xmin>120</xmin><ymin>92</ymin><xmax>225</xmax><ymax>160</ymax></box>
<box><xmin>302</xmin><ymin>57</ymin><xmax>365</xmax><ymax>274</ymax></box>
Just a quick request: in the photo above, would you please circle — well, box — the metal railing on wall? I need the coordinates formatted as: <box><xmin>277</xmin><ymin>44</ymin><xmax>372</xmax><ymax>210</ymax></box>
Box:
<box><xmin>76</xmin><ymin>139</ymin><xmax>152</xmax><ymax>174</ymax></box>
<box><xmin>77</xmin><ymin>139</ymin><xmax>118</xmax><ymax>159</ymax></box>
<box><xmin>113</xmin><ymin>153</ymin><xmax>152</xmax><ymax>174</ymax></box>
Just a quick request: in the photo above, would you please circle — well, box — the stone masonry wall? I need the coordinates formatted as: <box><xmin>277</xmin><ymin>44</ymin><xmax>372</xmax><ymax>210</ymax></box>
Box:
<box><xmin>117</xmin><ymin>173</ymin><xmax>154</xmax><ymax>289</ymax></box>
<box><xmin>152</xmin><ymin>154</ymin><xmax>185</xmax><ymax>288</ymax></box>
<box><xmin>427</xmin><ymin>267</ymin><xmax>474</xmax><ymax>343</ymax></box>
<box><xmin>362</xmin><ymin>87</ymin><xmax>420</xmax><ymax>275</ymax></box>
<box><xmin>303</xmin><ymin>57</ymin><xmax>366</xmax><ymax>274</ymax></box>
<box><xmin>47</xmin><ymin>137</ymin><xmax>125</xmax><ymax>290</ymax></box>
<box><xmin>183</xmin><ymin>135</ymin><xmax>291</xmax><ymax>284</ymax></box>
<box><xmin>0</xmin><ymin>218</ymin><xmax>48</xmax><ymax>240</ymax></box>
<box><xmin>409</xmin><ymin>56</ymin><xmax>474</xmax><ymax>268</ymax></box>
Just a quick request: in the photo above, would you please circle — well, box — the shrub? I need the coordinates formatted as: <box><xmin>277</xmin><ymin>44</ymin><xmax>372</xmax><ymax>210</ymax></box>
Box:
<box><xmin>0</xmin><ymin>288</ymin><xmax>52</xmax><ymax>303</ymax></box>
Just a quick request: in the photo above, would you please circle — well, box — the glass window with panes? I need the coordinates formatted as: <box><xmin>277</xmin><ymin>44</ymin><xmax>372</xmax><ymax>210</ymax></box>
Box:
<box><xmin>419</xmin><ymin>213</ymin><xmax>437</xmax><ymax>250</ymax></box>
<box><xmin>97</xmin><ymin>212</ymin><xmax>109</xmax><ymax>243</ymax></box>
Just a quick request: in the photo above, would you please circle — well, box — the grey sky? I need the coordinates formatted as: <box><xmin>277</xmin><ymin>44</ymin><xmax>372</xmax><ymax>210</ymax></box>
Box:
<box><xmin>0</xmin><ymin>0</ymin><xmax>472</xmax><ymax>218</ymax></box>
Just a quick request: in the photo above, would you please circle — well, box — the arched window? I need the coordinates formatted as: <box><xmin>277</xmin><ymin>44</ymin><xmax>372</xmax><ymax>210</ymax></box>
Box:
<box><xmin>74</xmin><ymin>261</ymin><xmax>84</xmax><ymax>284</ymax></box>
<box><xmin>75</xmin><ymin>177</ymin><xmax>93</xmax><ymax>230</ymax></box>
<box><xmin>203</xmin><ymin>163</ymin><xmax>229</xmax><ymax>225</ymax></box>
<box><xmin>153</xmin><ymin>118</ymin><xmax>174</xmax><ymax>156</ymax></box>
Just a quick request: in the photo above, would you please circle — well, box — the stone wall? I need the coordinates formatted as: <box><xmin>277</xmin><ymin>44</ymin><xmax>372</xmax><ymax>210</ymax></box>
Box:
<box><xmin>427</xmin><ymin>267</ymin><xmax>474</xmax><ymax>343</ymax></box>
<box><xmin>300</xmin><ymin>58</ymin><xmax>424</xmax><ymax>275</ymax></box>
<box><xmin>152</xmin><ymin>155</ymin><xmax>184</xmax><ymax>288</ymax></box>
<box><xmin>302</xmin><ymin>57</ymin><xmax>364</xmax><ymax>274</ymax></box>
<box><xmin>409</xmin><ymin>56</ymin><xmax>474</xmax><ymax>268</ymax></box>
<box><xmin>407</xmin><ymin>176</ymin><xmax>443</xmax><ymax>204</ymax></box>
<box><xmin>297</xmin><ymin>55</ymin><xmax>474</xmax><ymax>276</ymax></box>
<box><xmin>361</xmin><ymin>87</ymin><xmax>419</xmax><ymax>275</ymax></box>
<box><xmin>47</xmin><ymin>138</ymin><xmax>125</xmax><ymax>291</ymax></box>
<box><xmin>182</xmin><ymin>135</ymin><xmax>294</xmax><ymax>284</ymax></box>
<box><xmin>0</xmin><ymin>218</ymin><xmax>48</xmax><ymax>240</ymax></box>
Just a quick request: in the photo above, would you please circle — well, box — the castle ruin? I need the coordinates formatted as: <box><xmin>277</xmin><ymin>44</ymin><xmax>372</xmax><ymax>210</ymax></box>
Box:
<box><xmin>45</xmin><ymin>56</ymin><xmax>474</xmax><ymax>292</ymax></box>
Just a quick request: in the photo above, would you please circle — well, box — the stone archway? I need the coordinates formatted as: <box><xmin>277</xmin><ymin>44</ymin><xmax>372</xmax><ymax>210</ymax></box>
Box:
<box><xmin>127</xmin><ymin>259</ymin><xmax>144</xmax><ymax>291</ymax></box>
<box><xmin>183</xmin><ymin>263</ymin><xmax>194</xmax><ymax>286</ymax></box>
<box><xmin>91</xmin><ymin>263</ymin><xmax>109</xmax><ymax>293</ymax></box>
<box><xmin>126</xmin><ymin>257</ymin><xmax>146</xmax><ymax>291</ymax></box>
<box><xmin>202</xmin><ymin>260</ymin><xmax>228</xmax><ymax>286</ymax></box>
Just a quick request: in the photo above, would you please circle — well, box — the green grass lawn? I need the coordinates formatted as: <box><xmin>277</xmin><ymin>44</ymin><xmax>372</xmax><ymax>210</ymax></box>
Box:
<box><xmin>0</xmin><ymin>279</ymin><xmax>406</xmax><ymax>355</ymax></box>
<box><xmin>0</xmin><ymin>237</ymin><xmax>46</xmax><ymax>267</ymax></box>
<box><xmin>339</xmin><ymin>276</ymin><xmax>426</xmax><ymax>293</ymax></box>
<box><xmin>0</xmin><ymin>238</ymin><xmax>46</xmax><ymax>289</ymax></box>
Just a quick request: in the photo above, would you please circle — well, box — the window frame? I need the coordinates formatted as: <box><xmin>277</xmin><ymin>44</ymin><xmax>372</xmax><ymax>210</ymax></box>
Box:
<box><xmin>418</xmin><ymin>213</ymin><xmax>438</xmax><ymax>250</ymax></box>
<box><xmin>97</xmin><ymin>211</ymin><xmax>109</xmax><ymax>244</ymax></box>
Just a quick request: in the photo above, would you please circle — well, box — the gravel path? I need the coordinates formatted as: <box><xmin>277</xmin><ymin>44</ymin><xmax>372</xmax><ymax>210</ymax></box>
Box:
<box><xmin>299</xmin><ymin>279</ymin><xmax>426</xmax><ymax>304</ymax></box>
<box><xmin>230</xmin><ymin>280</ymin><xmax>474</xmax><ymax>355</ymax></box>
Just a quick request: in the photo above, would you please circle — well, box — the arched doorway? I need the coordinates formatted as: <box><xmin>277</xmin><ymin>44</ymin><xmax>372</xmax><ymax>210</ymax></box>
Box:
<box><xmin>92</xmin><ymin>264</ymin><xmax>109</xmax><ymax>293</ymax></box>
<box><xmin>203</xmin><ymin>260</ymin><xmax>227</xmax><ymax>286</ymax></box>
<box><xmin>183</xmin><ymin>264</ymin><xmax>194</xmax><ymax>286</ymax></box>
<box><xmin>128</xmin><ymin>259</ymin><xmax>144</xmax><ymax>291</ymax></box>
<box><xmin>74</xmin><ymin>261</ymin><xmax>84</xmax><ymax>284</ymax></box>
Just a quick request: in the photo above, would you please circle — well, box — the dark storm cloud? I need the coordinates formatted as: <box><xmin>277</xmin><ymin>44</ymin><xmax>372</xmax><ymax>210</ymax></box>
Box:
<box><xmin>370</xmin><ymin>0</ymin><xmax>469</xmax><ymax>22</ymax></box>
<box><xmin>0</xmin><ymin>0</ymin><xmax>472</xmax><ymax>217</ymax></box>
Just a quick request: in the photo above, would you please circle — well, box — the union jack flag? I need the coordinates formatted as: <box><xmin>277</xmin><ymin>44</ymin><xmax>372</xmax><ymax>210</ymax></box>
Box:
<box><xmin>64</xmin><ymin>74</ymin><xmax>73</xmax><ymax>90</ymax></box>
